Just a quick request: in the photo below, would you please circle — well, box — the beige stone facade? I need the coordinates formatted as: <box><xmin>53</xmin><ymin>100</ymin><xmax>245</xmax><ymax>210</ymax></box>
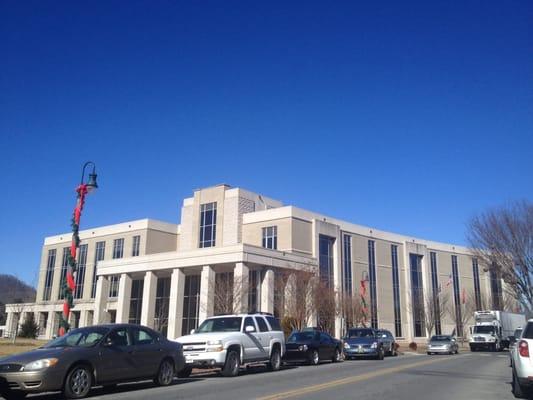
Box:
<box><xmin>5</xmin><ymin>184</ymin><xmax>508</xmax><ymax>342</ymax></box>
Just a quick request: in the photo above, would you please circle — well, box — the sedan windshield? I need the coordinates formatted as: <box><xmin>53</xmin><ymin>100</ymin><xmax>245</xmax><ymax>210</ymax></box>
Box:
<box><xmin>473</xmin><ymin>326</ymin><xmax>495</xmax><ymax>334</ymax></box>
<box><xmin>196</xmin><ymin>317</ymin><xmax>242</xmax><ymax>333</ymax></box>
<box><xmin>347</xmin><ymin>329</ymin><xmax>374</xmax><ymax>338</ymax></box>
<box><xmin>43</xmin><ymin>327</ymin><xmax>109</xmax><ymax>348</ymax></box>
<box><xmin>288</xmin><ymin>332</ymin><xmax>317</xmax><ymax>342</ymax></box>
<box><xmin>430</xmin><ymin>336</ymin><xmax>452</xmax><ymax>342</ymax></box>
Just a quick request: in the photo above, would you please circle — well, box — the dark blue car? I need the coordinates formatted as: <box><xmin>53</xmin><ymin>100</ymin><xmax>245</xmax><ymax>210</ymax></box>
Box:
<box><xmin>343</xmin><ymin>328</ymin><xmax>385</xmax><ymax>360</ymax></box>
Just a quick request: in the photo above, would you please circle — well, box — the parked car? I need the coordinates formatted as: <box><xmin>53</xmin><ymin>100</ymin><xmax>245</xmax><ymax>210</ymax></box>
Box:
<box><xmin>283</xmin><ymin>329</ymin><xmax>342</xmax><ymax>365</ymax></box>
<box><xmin>343</xmin><ymin>328</ymin><xmax>385</xmax><ymax>360</ymax></box>
<box><xmin>509</xmin><ymin>327</ymin><xmax>523</xmax><ymax>368</ymax></box>
<box><xmin>174</xmin><ymin>313</ymin><xmax>285</xmax><ymax>377</ymax></box>
<box><xmin>426</xmin><ymin>335</ymin><xmax>459</xmax><ymax>355</ymax></box>
<box><xmin>376</xmin><ymin>329</ymin><xmax>397</xmax><ymax>356</ymax></box>
<box><xmin>0</xmin><ymin>324</ymin><xmax>185</xmax><ymax>400</ymax></box>
<box><xmin>511</xmin><ymin>320</ymin><xmax>533</xmax><ymax>398</ymax></box>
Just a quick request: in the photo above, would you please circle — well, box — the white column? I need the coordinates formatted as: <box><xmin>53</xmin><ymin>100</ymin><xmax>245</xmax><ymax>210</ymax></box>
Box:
<box><xmin>79</xmin><ymin>310</ymin><xmax>89</xmax><ymax>328</ymax></box>
<box><xmin>261</xmin><ymin>268</ymin><xmax>275</xmax><ymax>314</ymax></box>
<box><xmin>45</xmin><ymin>312</ymin><xmax>56</xmax><ymax>339</ymax></box>
<box><xmin>5</xmin><ymin>312</ymin><xmax>14</xmax><ymax>338</ymax></box>
<box><xmin>141</xmin><ymin>271</ymin><xmax>158</xmax><ymax>328</ymax></box>
<box><xmin>199</xmin><ymin>266</ymin><xmax>215</xmax><ymax>324</ymax></box>
<box><xmin>234</xmin><ymin>262</ymin><xmax>249</xmax><ymax>313</ymax></box>
<box><xmin>167</xmin><ymin>269</ymin><xmax>186</xmax><ymax>339</ymax></box>
<box><xmin>93</xmin><ymin>276</ymin><xmax>110</xmax><ymax>324</ymax></box>
<box><xmin>116</xmin><ymin>274</ymin><xmax>132</xmax><ymax>324</ymax></box>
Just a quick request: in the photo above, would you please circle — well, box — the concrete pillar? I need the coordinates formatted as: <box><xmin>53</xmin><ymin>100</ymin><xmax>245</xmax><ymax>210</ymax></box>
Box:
<box><xmin>5</xmin><ymin>312</ymin><xmax>14</xmax><ymax>337</ymax></box>
<box><xmin>78</xmin><ymin>310</ymin><xmax>89</xmax><ymax>328</ymax></box>
<box><xmin>167</xmin><ymin>268</ymin><xmax>186</xmax><ymax>339</ymax></box>
<box><xmin>45</xmin><ymin>312</ymin><xmax>56</xmax><ymax>339</ymax></box>
<box><xmin>234</xmin><ymin>262</ymin><xmax>249</xmax><ymax>313</ymax></box>
<box><xmin>116</xmin><ymin>274</ymin><xmax>132</xmax><ymax>323</ymax></box>
<box><xmin>140</xmin><ymin>271</ymin><xmax>158</xmax><ymax>328</ymax></box>
<box><xmin>199</xmin><ymin>266</ymin><xmax>215</xmax><ymax>324</ymax></box>
<box><xmin>94</xmin><ymin>276</ymin><xmax>110</xmax><ymax>324</ymax></box>
<box><xmin>261</xmin><ymin>268</ymin><xmax>275</xmax><ymax>314</ymax></box>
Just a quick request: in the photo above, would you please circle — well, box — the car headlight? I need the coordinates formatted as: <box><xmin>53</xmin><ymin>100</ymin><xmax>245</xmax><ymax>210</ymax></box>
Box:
<box><xmin>206</xmin><ymin>340</ymin><xmax>222</xmax><ymax>346</ymax></box>
<box><xmin>206</xmin><ymin>340</ymin><xmax>224</xmax><ymax>352</ymax></box>
<box><xmin>298</xmin><ymin>345</ymin><xmax>308</xmax><ymax>352</ymax></box>
<box><xmin>23</xmin><ymin>358</ymin><xmax>58</xmax><ymax>371</ymax></box>
<box><xmin>344</xmin><ymin>342</ymin><xmax>350</xmax><ymax>349</ymax></box>
<box><xmin>371</xmin><ymin>342</ymin><xmax>378</xmax><ymax>349</ymax></box>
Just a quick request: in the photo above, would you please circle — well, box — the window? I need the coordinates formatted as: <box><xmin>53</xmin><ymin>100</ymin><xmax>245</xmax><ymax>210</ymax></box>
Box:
<box><xmin>256</xmin><ymin>317</ymin><xmax>269</xmax><ymax>332</ymax></box>
<box><xmin>197</xmin><ymin>317</ymin><xmax>242</xmax><ymax>333</ymax></box>
<box><xmin>472</xmin><ymin>258</ymin><xmax>482</xmax><ymax>310</ymax></box>
<box><xmin>128</xmin><ymin>279</ymin><xmax>144</xmax><ymax>325</ymax></box>
<box><xmin>132</xmin><ymin>327</ymin><xmax>156</xmax><ymax>345</ymax></box>
<box><xmin>522</xmin><ymin>322</ymin><xmax>533</xmax><ymax>340</ymax></box>
<box><xmin>92</xmin><ymin>241</ymin><xmax>105</xmax><ymax>298</ymax></box>
<box><xmin>248</xmin><ymin>270</ymin><xmax>260</xmax><ymax>313</ymax></box>
<box><xmin>319</xmin><ymin>235</ymin><xmax>335</xmax><ymax>288</ymax></box>
<box><xmin>59</xmin><ymin>247</ymin><xmax>70</xmax><ymax>300</ymax></box>
<box><xmin>451</xmin><ymin>255</ymin><xmax>462</xmax><ymax>336</ymax></box>
<box><xmin>107</xmin><ymin>328</ymin><xmax>131</xmax><ymax>347</ymax></box>
<box><xmin>343</xmin><ymin>235</ymin><xmax>352</xmax><ymax>295</ymax></box>
<box><xmin>74</xmin><ymin>244</ymin><xmax>88</xmax><ymax>299</ymax></box>
<box><xmin>490</xmin><ymin>267</ymin><xmax>503</xmax><ymax>310</ymax></box>
<box><xmin>132</xmin><ymin>235</ymin><xmax>140</xmax><ymax>257</ymax></box>
<box><xmin>410</xmin><ymin>253</ymin><xmax>425</xmax><ymax>337</ymax></box>
<box><xmin>199</xmin><ymin>202</ymin><xmax>217</xmax><ymax>248</ymax></box>
<box><xmin>262</xmin><ymin>226</ymin><xmax>277</xmax><ymax>250</ymax></box>
<box><xmin>368</xmin><ymin>240</ymin><xmax>378</xmax><ymax>329</ymax></box>
<box><xmin>154</xmin><ymin>277</ymin><xmax>171</xmax><ymax>335</ymax></box>
<box><xmin>182</xmin><ymin>275</ymin><xmax>200</xmax><ymax>335</ymax></box>
<box><xmin>243</xmin><ymin>317</ymin><xmax>256</xmax><ymax>332</ymax></box>
<box><xmin>430</xmin><ymin>252</ymin><xmax>441</xmax><ymax>335</ymax></box>
<box><xmin>109</xmin><ymin>275</ymin><xmax>120</xmax><ymax>298</ymax></box>
<box><xmin>43</xmin><ymin>249</ymin><xmax>56</xmax><ymax>301</ymax></box>
<box><xmin>266</xmin><ymin>316</ymin><xmax>282</xmax><ymax>331</ymax></box>
<box><xmin>112</xmin><ymin>238</ymin><xmax>124</xmax><ymax>259</ymax></box>
<box><xmin>391</xmin><ymin>245</ymin><xmax>402</xmax><ymax>337</ymax></box>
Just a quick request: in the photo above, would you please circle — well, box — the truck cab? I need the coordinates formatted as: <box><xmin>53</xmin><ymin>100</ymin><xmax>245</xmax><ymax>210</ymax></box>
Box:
<box><xmin>469</xmin><ymin>310</ymin><xmax>526</xmax><ymax>352</ymax></box>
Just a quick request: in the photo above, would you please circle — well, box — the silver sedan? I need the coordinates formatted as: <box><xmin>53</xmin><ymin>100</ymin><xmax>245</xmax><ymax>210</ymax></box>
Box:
<box><xmin>427</xmin><ymin>335</ymin><xmax>459</xmax><ymax>355</ymax></box>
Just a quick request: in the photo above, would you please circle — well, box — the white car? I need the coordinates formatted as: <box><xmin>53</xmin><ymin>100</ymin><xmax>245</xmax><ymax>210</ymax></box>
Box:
<box><xmin>510</xmin><ymin>327</ymin><xmax>523</xmax><ymax>367</ymax></box>
<box><xmin>511</xmin><ymin>320</ymin><xmax>533</xmax><ymax>398</ymax></box>
<box><xmin>174</xmin><ymin>313</ymin><xmax>285</xmax><ymax>377</ymax></box>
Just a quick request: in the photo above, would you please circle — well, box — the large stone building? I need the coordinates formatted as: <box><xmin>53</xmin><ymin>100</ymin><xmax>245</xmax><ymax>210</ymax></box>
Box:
<box><xmin>5</xmin><ymin>184</ymin><xmax>507</xmax><ymax>341</ymax></box>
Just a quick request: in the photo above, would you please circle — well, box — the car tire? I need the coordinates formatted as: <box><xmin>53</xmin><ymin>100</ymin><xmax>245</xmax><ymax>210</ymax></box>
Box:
<box><xmin>63</xmin><ymin>364</ymin><xmax>93</xmax><ymax>399</ymax></box>
<box><xmin>332</xmin><ymin>348</ymin><xmax>342</xmax><ymax>363</ymax></box>
<box><xmin>376</xmin><ymin>348</ymin><xmax>384</xmax><ymax>360</ymax></box>
<box><xmin>177</xmin><ymin>367</ymin><xmax>192</xmax><ymax>378</ymax></box>
<box><xmin>513</xmin><ymin>369</ymin><xmax>529</xmax><ymax>399</ymax></box>
<box><xmin>154</xmin><ymin>359</ymin><xmax>174</xmax><ymax>386</ymax></box>
<box><xmin>268</xmin><ymin>347</ymin><xmax>282</xmax><ymax>371</ymax></box>
<box><xmin>221</xmin><ymin>350</ymin><xmax>240</xmax><ymax>377</ymax></box>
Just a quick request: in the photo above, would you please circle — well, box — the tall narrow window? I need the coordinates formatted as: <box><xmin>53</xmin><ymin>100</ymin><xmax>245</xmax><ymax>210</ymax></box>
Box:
<box><xmin>199</xmin><ymin>202</ymin><xmax>217</xmax><ymax>248</ymax></box>
<box><xmin>430</xmin><ymin>252</ymin><xmax>442</xmax><ymax>335</ymax></box>
<box><xmin>109</xmin><ymin>275</ymin><xmax>120</xmax><ymax>298</ymax></box>
<box><xmin>368</xmin><ymin>240</ymin><xmax>378</xmax><ymax>329</ymax></box>
<box><xmin>113</xmin><ymin>238</ymin><xmax>124</xmax><ymax>259</ymax></box>
<box><xmin>451</xmin><ymin>255</ymin><xmax>463</xmax><ymax>336</ymax></box>
<box><xmin>262</xmin><ymin>226</ymin><xmax>278</xmax><ymax>249</ymax></box>
<box><xmin>92</xmin><ymin>241</ymin><xmax>105</xmax><ymax>298</ymax></box>
<box><xmin>74</xmin><ymin>244</ymin><xmax>87</xmax><ymax>299</ymax></box>
<box><xmin>319</xmin><ymin>235</ymin><xmax>335</xmax><ymax>288</ymax></box>
<box><xmin>154</xmin><ymin>277</ymin><xmax>171</xmax><ymax>335</ymax></box>
<box><xmin>58</xmin><ymin>247</ymin><xmax>70</xmax><ymax>300</ymax></box>
<box><xmin>128</xmin><ymin>279</ymin><xmax>144</xmax><ymax>325</ymax></box>
<box><xmin>472</xmin><ymin>258</ymin><xmax>482</xmax><ymax>310</ymax></box>
<box><xmin>343</xmin><ymin>235</ymin><xmax>352</xmax><ymax>295</ymax></box>
<box><xmin>391</xmin><ymin>245</ymin><xmax>402</xmax><ymax>337</ymax></box>
<box><xmin>132</xmin><ymin>235</ymin><xmax>141</xmax><ymax>257</ymax></box>
<box><xmin>248</xmin><ymin>270</ymin><xmax>260</xmax><ymax>313</ymax></box>
<box><xmin>490</xmin><ymin>268</ymin><xmax>503</xmax><ymax>310</ymax></box>
<box><xmin>182</xmin><ymin>275</ymin><xmax>200</xmax><ymax>335</ymax></box>
<box><xmin>43</xmin><ymin>249</ymin><xmax>56</xmax><ymax>301</ymax></box>
<box><xmin>410</xmin><ymin>253</ymin><xmax>425</xmax><ymax>337</ymax></box>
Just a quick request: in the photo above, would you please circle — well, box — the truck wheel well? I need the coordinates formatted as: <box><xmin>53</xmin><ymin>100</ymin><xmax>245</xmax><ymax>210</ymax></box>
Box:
<box><xmin>227</xmin><ymin>345</ymin><xmax>241</xmax><ymax>364</ymax></box>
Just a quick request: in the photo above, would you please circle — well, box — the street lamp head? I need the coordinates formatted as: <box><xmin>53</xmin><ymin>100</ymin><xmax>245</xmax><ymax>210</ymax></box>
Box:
<box><xmin>86</xmin><ymin>172</ymin><xmax>98</xmax><ymax>193</ymax></box>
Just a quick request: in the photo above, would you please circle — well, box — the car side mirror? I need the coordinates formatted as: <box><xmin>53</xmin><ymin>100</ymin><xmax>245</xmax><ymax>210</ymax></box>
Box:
<box><xmin>103</xmin><ymin>337</ymin><xmax>114</xmax><ymax>347</ymax></box>
<box><xmin>245</xmin><ymin>325</ymin><xmax>255</xmax><ymax>333</ymax></box>
<box><xmin>190</xmin><ymin>329</ymin><xmax>196</xmax><ymax>335</ymax></box>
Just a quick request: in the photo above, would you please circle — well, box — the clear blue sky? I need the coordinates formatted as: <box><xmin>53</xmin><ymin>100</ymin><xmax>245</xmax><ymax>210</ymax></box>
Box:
<box><xmin>1</xmin><ymin>1</ymin><xmax>532</xmax><ymax>287</ymax></box>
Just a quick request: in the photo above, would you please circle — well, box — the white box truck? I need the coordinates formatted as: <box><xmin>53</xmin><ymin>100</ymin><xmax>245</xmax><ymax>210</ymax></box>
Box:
<box><xmin>469</xmin><ymin>310</ymin><xmax>526</xmax><ymax>351</ymax></box>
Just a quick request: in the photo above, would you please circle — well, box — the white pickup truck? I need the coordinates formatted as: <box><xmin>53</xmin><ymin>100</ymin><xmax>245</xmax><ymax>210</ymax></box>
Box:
<box><xmin>174</xmin><ymin>313</ymin><xmax>285</xmax><ymax>377</ymax></box>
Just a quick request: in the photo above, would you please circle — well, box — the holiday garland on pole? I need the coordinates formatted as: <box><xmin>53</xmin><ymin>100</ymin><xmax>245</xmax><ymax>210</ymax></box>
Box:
<box><xmin>58</xmin><ymin>184</ymin><xmax>89</xmax><ymax>336</ymax></box>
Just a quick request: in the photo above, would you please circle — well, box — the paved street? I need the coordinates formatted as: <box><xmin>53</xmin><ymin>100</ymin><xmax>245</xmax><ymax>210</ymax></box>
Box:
<box><xmin>22</xmin><ymin>351</ymin><xmax>518</xmax><ymax>400</ymax></box>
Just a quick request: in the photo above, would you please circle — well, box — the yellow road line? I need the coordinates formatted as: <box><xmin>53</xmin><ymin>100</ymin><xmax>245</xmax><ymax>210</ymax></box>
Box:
<box><xmin>256</xmin><ymin>356</ymin><xmax>459</xmax><ymax>400</ymax></box>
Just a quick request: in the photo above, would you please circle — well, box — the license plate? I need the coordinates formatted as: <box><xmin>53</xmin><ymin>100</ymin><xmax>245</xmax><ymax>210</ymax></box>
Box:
<box><xmin>185</xmin><ymin>359</ymin><xmax>194</xmax><ymax>364</ymax></box>
<box><xmin>358</xmin><ymin>348</ymin><xmax>364</xmax><ymax>353</ymax></box>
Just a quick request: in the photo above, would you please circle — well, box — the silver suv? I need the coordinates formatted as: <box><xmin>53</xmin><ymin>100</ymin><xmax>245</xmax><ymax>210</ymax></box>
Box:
<box><xmin>174</xmin><ymin>313</ymin><xmax>285</xmax><ymax>377</ymax></box>
<box><xmin>511</xmin><ymin>320</ymin><xmax>533</xmax><ymax>398</ymax></box>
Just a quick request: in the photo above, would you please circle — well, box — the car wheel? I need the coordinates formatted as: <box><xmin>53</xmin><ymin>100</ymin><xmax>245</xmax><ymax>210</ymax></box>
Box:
<box><xmin>155</xmin><ymin>359</ymin><xmax>174</xmax><ymax>386</ymax></box>
<box><xmin>268</xmin><ymin>347</ymin><xmax>282</xmax><ymax>371</ymax></box>
<box><xmin>309</xmin><ymin>349</ymin><xmax>319</xmax><ymax>365</ymax></box>
<box><xmin>427</xmin><ymin>352</ymin><xmax>431</xmax><ymax>355</ymax></box>
<box><xmin>376</xmin><ymin>348</ymin><xmax>384</xmax><ymax>360</ymax></box>
<box><xmin>221</xmin><ymin>350</ymin><xmax>240</xmax><ymax>377</ymax></box>
<box><xmin>64</xmin><ymin>364</ymin><xmax>93</xmax><ymax>399</ymax></box>
<box><xmin>177</xmin><ymin>367</ymin><xmax>192</xmax><ymax>378</ymax></box>
<box><xmin>334</xmin><ymin>348</ymin><xmax>342</xmax><ymax>362</ymax></box>
<box><xmin>513</xmin><ymin>369</ymin><xmax>528</xmax><ymax>398</ymax></box>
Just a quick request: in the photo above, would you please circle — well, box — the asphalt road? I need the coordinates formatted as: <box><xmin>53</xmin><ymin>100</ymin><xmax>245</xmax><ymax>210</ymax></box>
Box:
<box><xmin>25</xmin><ymin>351</ymin><xmax>517</xmax><ymax>400</ymax></box>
